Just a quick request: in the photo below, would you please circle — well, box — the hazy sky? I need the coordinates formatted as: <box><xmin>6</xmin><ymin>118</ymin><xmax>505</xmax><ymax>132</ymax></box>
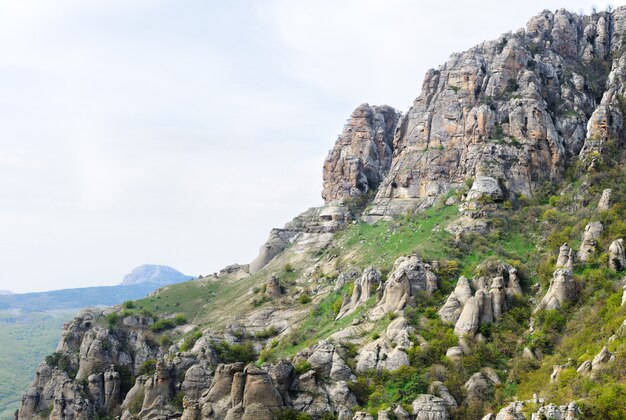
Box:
<box><xmin>0</xmin><ymin>0</ymin><xmax>620</xmax><ymax>293</ymax></box>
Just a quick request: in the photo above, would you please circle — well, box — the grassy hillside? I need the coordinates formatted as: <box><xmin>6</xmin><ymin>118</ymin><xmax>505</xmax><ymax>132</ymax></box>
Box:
<box><xmin>0</xmin><ymin>310</ymin><xmax>76</xmax><ymax>418</ymax></box>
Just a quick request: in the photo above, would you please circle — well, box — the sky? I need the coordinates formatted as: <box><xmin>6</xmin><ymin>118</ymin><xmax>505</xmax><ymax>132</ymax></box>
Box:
<box><xmin>0</xmin><ymin>0</ymin><xmax>621</xmax><ymax>293</ymax></box>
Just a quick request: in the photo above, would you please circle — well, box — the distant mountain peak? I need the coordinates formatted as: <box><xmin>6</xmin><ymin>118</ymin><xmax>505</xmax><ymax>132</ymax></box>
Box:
<box><xmin>0</xmin><ymin>289</ymin><xmax>14</xmax><ymax>295</ymax></box>
<box><xmin>119</xmin><ymin>264</ymin><xmax>192</xmax><ymax>286</ymax></box>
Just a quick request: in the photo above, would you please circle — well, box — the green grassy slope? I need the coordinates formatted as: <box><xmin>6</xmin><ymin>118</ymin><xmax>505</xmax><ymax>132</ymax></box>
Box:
<box><xmin>0</xmin><ymin>310</ymin><xmax>76</xmax><ymax>418</ymax></box>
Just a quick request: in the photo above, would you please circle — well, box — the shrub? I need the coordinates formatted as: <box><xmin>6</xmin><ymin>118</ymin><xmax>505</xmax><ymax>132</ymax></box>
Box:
<box><xmin>122</xmin><ymin>300</ymin><xmax>135</xmax><ymax>309</ymax></box>
<box><xmin>294</xmin><ymin>360</ymin><xmax>312</xmax><ymax>374</ymax></box>
<box><xmin>138</xmin><ymin>359</ymin><xmax>157</xmax><ymax>376</ymax></box>
<box><xmin>254</xmin><ymin>326</ymin><xmax>278</xmax><ymax>339</ymax></box>
<box><xmin>298</xmin><ymin>294</ymin><xmax>312</xmax><ymax>304</ymax></box>
<box><xmin>333</xmin><ymin>297</ymin><xmax>344</xmax><ymax>316</ymax></box>
<box><xmin>159</xmin><ymin>335</ymin><xmax>173</xmax><ymax>348</ymax></box>
<box><xmin>213</xmin><ymin>341</ymin><xmax>257</xmax><ymax>364</ymax></box>
<box><xmin>180</xmin><ymin>330</ymin><xmax>202</xmax><ymax>352</ymax></box>
<box><xmin>106</xmin><ymin>312</ymin><xmax>119</xmax><ymax>328</ymax></box>
<box><xmin>150</xmin><ymin>316</ymin><xmax>184</xmax><ymax>333</ymax></box>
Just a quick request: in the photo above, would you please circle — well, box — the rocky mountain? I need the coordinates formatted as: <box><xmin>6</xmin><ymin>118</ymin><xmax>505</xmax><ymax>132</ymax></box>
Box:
<box><xmin>120</xmin><ymin>265</ymin><xmax>193</xmax><ymax>286</ymax></box>
<box><xmin>15</xmin><ymin>7</ymin><xmax>626</xmax><ymax>420</ymax></box>
<box><xmin>0</xmin><ymin>266</ymin><xmax>193</xmax><ymax>312</ymax></box>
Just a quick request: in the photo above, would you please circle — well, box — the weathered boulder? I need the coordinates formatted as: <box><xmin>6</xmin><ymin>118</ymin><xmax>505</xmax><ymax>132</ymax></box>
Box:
<box><xmin>609</xmin><ymin>239</ymin><xmax>625</xmax><ymax>271</ymax></box>
<box><xmin>535</xmin><ymin>268</ymin><xmax>577</xmax><ymax>312</ymax></box>
<box><xmin>464</xmin><ymin>371</ymin><xmax>498</xmax><ymax>401</ymax></box>
<box><xmin>305</xmin><ymin>341</ymin><xmax>354</xmax><ymax>381</ymax></box>
<box><xmin>429</xmin><ymin>381</ymin><xmax>457</xmax><ymax>409</ymax></box>
<box><xmin>322</xmin><ymin>103</ymin><xmax>399</xmax><ymax>203</ymax></box>
<box><xmin>181</xmin><ymin>363</ymin><xmax>213</xmax><ymax>400</ymax></box>
<box><xmin>376</xmin><ymin>256</ymin><xmax>438</xmax><ymax>314</ymax></box>
<box><xmin>103</xmin><ymin>365</ymin><xmax>121</xmax><ymax>412</ymax></box>
<box><xmin>591</xmin><ymin>346</ymin><xmax>614</xmax><ymax>372</ymax></box>
<box><xmin>578</xmin><ymin>221</ymin><xmax>603</xmax><ymax>262</ymax></box>
<box><xmin>439</xmin><ymin>276</ymin><xmax>472</xmax><ymax>324</ymax></box>
<box><xmin>411</xmin><ymin>394</ymin><xmax>449</xmax><ymax>419</ymax></box>
<box><xmin>442</xmin><ymin>261</ymin><xmax>523</xmax><ymax>336</ymax></box>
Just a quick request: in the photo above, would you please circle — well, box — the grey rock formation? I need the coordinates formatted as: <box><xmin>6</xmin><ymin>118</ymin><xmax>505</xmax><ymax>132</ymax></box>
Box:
<box><xmin>493</xmin><ymin>400</ymin><xmax>581</xmax><ymax>420</ymax></box>
<box><xmin>609</xmin><ymin>238</ymin><xmax>625</xmax><ymax>271</ymax></box>
<box><xmin>354</xmin><ymin>317</ymin><xmax>415</xmax><ymax>372</ymax></box>
<box><xmin>303</xmin><ymin>341</ymin><xmax>354</xmax><ymax>381</ymax></box>
<box><xmin>556</xmin><ymin>243</ymin><xmax>574</xmax><ymax>269</ymax></box>
<box><xmin>464</xmin><ymin>371</ymin><xmax>499</xmax><ymax>401</ymax></box>
<box><xmin>359</xmin><ymin>8</ymin><xmax>626</xmax><ymax>220</ymax></box>
<box><xmin>598</xmin><ymin>188</ymin><xmax>612</xmax><ymax>211</ymax></box>
<box><xmin>376</xmin><ymin>256</ymin><xmax>438</xmax><ymax>314</ymax></box>
<box><xmin>535</xmin><ymin>268</ymin><xmax>577</xmax><ymax>312</ymax></box>
<box><xmin>322</xmin><ymin>103</ymin><xmax>399</xmax><ymax>203</ymax></box>
<box><xmin>411</xmin><ymin>394</ymin><xmax>449</xmax><ymax>419</ymax></box>
<box><xmin>336</xmin><ymin>267</ymin><xmax>381</xmax><ymax>319</ymax></box>
<box><xmin>440</xmin><ymin>261</ymin><xmax>522</xmax><ymax>336</ymax></box>
<box><xmin>578</xmin><ymin>221</ymin><xmax>603</xmax><ymax>262</ymax></box>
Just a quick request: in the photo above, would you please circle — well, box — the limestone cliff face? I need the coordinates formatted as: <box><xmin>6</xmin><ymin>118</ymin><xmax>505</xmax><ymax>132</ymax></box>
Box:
<box><xmin>322</xmin><ymin>104</ymin><xmax>399</xmax><ymax>204</ymax></box>
<box><xmin>320</xmin><ymin>8</ymin><xmax>626</xmax><ymax>219</ymax></box>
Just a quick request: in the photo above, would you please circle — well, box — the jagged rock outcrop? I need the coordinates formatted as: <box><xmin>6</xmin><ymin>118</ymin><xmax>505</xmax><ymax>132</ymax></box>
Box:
<box><xmin>336</xmin><ymin>267</ymin><xmax>381</xmax><ymax>319</ymax></box>
<box><xmin>322</xmin><ymin>103</ymin><xmax>399</xmax><ymax>203</ymax></box>
<box><xmin>360</xmin><ymin>8</ymin><xmax>626</xmax><ymax>220</ymax></box>
<box><xmin>609</xmin><ymin>238</ymin><xmax>625</xmax><ymax>271</ymax></box>
<box><xmin>438</xmin><ymin>261</ymin><xmax>521</xmax><ymax>336</ymax></box>
<box><xmin>578</xmin><ymin>221</ymin><xmax>603</xmax><ymax>262</ymax></box>
<box><xmin>19</xmin><ymin>365</ymin><xmax>95</xmax><ymax>420</ymax></box>
<box><xmin>375</xmin><ymin>256</ymin><xmax>438</xmax><ymax>315</ymax></box>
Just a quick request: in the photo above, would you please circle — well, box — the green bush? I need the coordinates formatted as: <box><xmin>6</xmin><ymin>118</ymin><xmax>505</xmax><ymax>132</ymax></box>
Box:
<box><xmin>138</xmin><ymin>359</ymin><xmax>157</xmax><ymax>376</ymax></box>
<box><xmin>254</xmin><ymin>326</ymin><xmax>278</xmax><ymax>340</ymax></box>
<box><xmin>213</xmin><ymin>341</ymin><xmax>257</xmax><ymax>364</ymax></box>
<box><xmin>298</xmin><ymin>294</ymin><xmax>312</xmax><ymax>304</ymax></box>
<box><xmin>106</xmin><ymin>312</ymin><xmax>119</xmax><ymax>328</ymax></box>
<box><xmin>294</xmin><ymin>360</ymin><xmax>312</xmax><ymax>374</ymax></box>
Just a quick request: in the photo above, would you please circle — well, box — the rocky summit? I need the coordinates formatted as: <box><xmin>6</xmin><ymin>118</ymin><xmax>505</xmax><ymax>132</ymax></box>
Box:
<box><xmin>16</xmin><ymin>7</ymin><xmax>626</xmax><ymax>420</ymax></box>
